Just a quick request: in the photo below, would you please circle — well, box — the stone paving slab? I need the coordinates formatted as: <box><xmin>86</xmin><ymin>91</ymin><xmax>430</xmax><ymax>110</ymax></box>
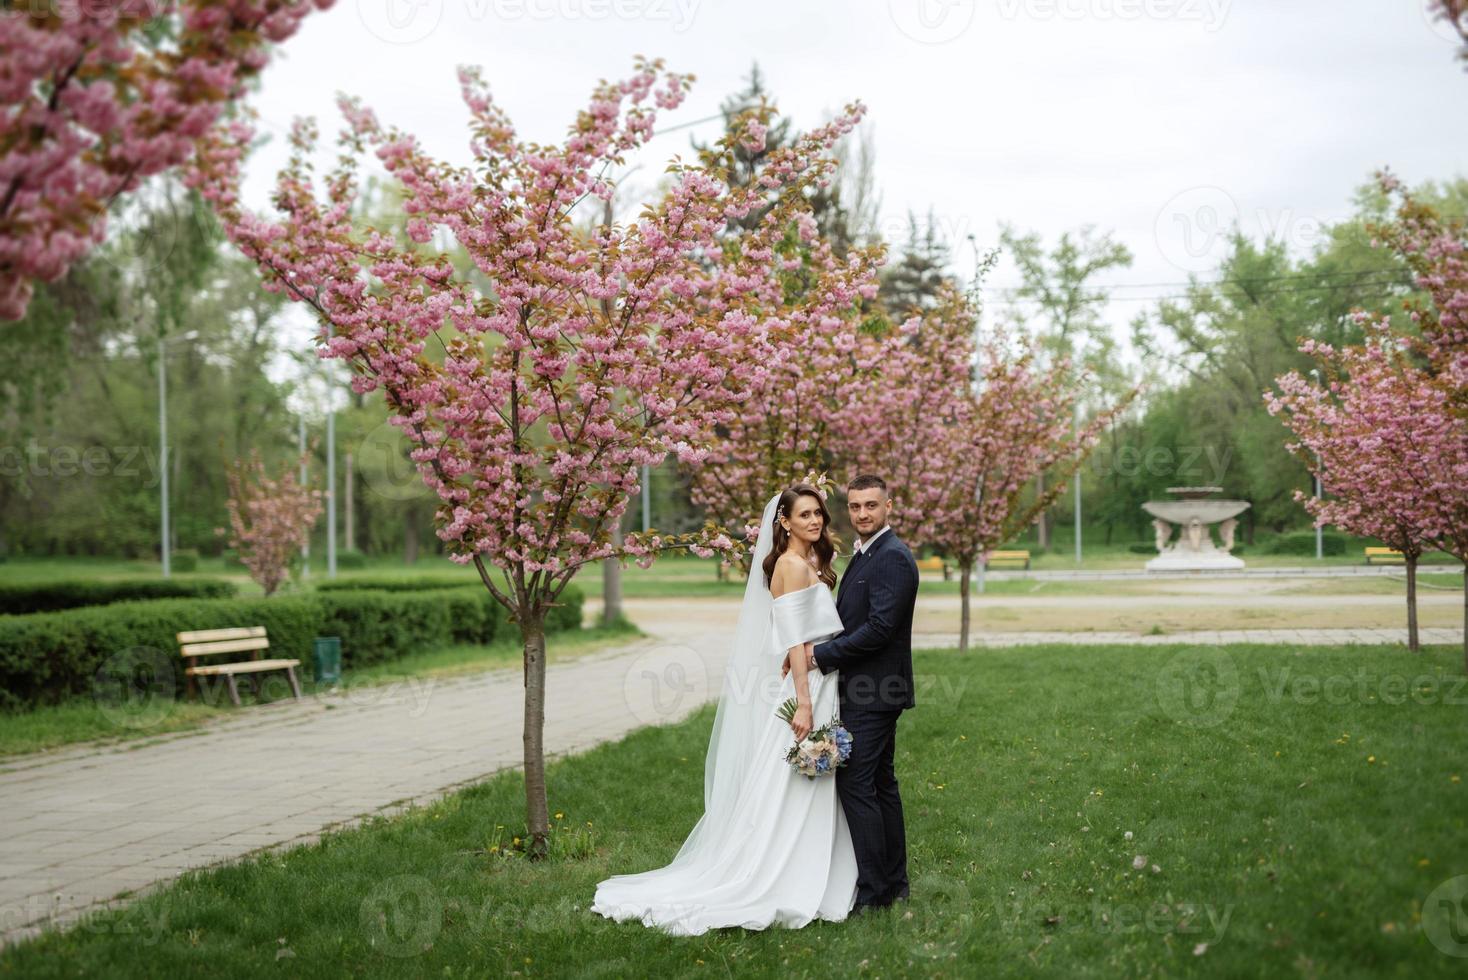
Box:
<box><xmin>1</xmin><ymin>622</ymin><xmax>1462</xmax><ymax>948</ymax></box>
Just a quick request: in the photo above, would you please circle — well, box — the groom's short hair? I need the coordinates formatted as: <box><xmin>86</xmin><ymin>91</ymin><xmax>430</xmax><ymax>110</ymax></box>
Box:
<box><xmin>848</xmin><ymin>474</ymin><xmax>887</xmax><ymax>494</ymax></box>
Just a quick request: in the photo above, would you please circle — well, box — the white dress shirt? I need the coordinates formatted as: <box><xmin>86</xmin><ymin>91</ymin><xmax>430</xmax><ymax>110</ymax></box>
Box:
<box><xmin>854</xmin><ymin>524</ymin><xmax>891</xmax><ymax>555</ymax></box>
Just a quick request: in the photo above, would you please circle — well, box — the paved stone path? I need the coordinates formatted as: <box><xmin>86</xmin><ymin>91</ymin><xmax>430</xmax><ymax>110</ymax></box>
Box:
<box><xmin>927</xmin><ymin>627</ymin><xmax>1464</xmax><ymax>647</ymax></box>
<box><xmin>1</xmin><ymin>614</ymin><xmax>1462</xmax><ymax>948</ymax></box>
<box><xmin>974</xmin><ymin>564</ymin><xmax>1463</xmax><ymax>581</ymax></box>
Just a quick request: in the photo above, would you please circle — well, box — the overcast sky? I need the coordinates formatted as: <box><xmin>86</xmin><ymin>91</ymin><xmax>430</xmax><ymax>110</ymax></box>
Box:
<box><xmin>239</xmin><ymin>0</ymin><xmax>1468</xmax><ymax>372</ymax></box>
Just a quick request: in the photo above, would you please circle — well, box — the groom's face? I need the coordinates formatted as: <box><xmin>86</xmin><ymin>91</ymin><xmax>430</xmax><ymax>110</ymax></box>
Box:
<box><xmin>846</xmin><ymin>487</ymin><xmax>892</xmax><ymax>541</ymax></box>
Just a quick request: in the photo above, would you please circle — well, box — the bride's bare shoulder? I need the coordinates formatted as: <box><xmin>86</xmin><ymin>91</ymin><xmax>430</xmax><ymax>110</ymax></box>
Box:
<box><xmin>770</xmin><ymin>553</ymin><xmax>818</xmax><ymax>598</ymax></box>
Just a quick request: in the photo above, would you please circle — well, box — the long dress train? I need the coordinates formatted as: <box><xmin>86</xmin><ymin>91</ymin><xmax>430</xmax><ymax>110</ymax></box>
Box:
<box><xmin>590</xmin><ymin>581</ymin><xmax>858</xmax><ymax>935</ymax></box>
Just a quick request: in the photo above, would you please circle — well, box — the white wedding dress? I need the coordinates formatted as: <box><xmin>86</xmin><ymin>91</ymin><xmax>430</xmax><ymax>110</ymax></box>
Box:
<box><xmin>591</xmin><ymin>494</ymin><xmax>859</xmax><ymax>935</ymax></box>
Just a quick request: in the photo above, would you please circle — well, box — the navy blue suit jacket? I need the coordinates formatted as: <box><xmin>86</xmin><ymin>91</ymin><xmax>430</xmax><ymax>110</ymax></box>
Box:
<box><xmin>812</xmin><ymin>528</ymin><xmax>919</xmax><ymax>712</ymax></box>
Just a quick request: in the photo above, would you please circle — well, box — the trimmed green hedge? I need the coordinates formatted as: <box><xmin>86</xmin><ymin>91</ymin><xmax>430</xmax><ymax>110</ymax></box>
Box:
<box><xmin>0</xmin><ymin>584</ymin><xmax>584</xmax><ymax>712</ymax></box>
<box><xmin>315</xmin><ymin>576</ymin><xmax>478</xmax><ymax>593</ymax></box>
<box><xmin>316</xmin><ymin>577</ymin><xmax>584</xmax><ymax>635</ymax></box>
<box><xmin>0</xmin><ymin>578</ymin><xmax>238</xmax><ymax>616</ymax></box>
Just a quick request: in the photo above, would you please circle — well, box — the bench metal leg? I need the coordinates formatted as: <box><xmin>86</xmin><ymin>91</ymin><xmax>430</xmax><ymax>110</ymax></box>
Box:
<box><xmin>285</xmin><ymin>666</ymin><xmax>303</xmax><ymax>700</ymax></box>
<box><xmin>225</xmin><ymin>674</ymin><xmax>241</xmax><ymax>707</ymax></box>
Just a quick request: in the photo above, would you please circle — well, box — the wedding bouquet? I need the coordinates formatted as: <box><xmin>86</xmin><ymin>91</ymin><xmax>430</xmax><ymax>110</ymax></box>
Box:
<box><xmin>775</xmin><ymin>698</ymin><xmax>853</xmax><ymax>779</ymax></box>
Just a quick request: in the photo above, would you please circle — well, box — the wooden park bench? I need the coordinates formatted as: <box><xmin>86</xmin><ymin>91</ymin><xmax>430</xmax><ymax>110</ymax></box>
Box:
<box><xmin>177</xmin><ymin>626</ymin><xmax>303</xmax><ymax>707</ymax></box>
<box><xmin>985</xmin><ymin>550</ymin><xmax>1032</xmax><ymax>570</ymax></box>
<box><xmin>915</xmin><ymin>554</ymin><xmax>953</xmax><ymax>581</ymax></box>
<box><xmin>1364</xmin><ymin>547</ymin><xmax>1406</xmax><ymax>565</ymax></box>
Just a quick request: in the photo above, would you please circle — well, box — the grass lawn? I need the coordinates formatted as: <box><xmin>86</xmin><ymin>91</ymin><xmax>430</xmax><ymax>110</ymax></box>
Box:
<box><xmin>0</xmin><ymin>623</ymin><xmax>642</xmax><ymax>759</ymax></box>
<box><xmin>3</xmin><ymin>642</ymin><xmax>1465</xmax><ymax>977</ymax></box>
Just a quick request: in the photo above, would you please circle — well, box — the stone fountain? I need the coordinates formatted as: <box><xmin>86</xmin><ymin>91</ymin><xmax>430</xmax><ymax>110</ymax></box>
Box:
<box><xmin>1142</xmin><ymin>486</ymin><xmax>1250</xmax><ymax>572</ymax></box>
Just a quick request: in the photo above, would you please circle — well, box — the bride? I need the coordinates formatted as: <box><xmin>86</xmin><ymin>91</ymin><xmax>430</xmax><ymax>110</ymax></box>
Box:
<box><xmin>590</xmin><ymin>484</ymin><xmax>859</xmax><ymax>934</ymax></box>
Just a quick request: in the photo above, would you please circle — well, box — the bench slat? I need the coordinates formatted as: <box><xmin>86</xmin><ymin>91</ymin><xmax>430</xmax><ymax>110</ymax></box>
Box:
<box><xmin>180</xmin><ymin>637</ymin><xmax>270</xmax><ymax>657</ymax></box>
<box><xmin>186</xmin><ymin>658</ymin><xmax>301</xmax><ymax>677</ymax></box>
<box><xmin>177</xmin><ymin>626</ymin><xmax>267</xmax><ymax>644</ymax></box>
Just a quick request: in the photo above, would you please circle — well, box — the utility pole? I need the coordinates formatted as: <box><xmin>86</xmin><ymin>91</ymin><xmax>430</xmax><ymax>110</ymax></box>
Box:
<box><xmin>325</xmin><ymin>323</ymin><xmax>338</xmax><ymax>578</ymax></box>
<box><xmin>159</xmin><ymin>334</ymin><xmax>170</xmax><ymax>579</ymax></box>
<box><xmin>299</xmin><ymin>415</ymin><xmax>310</xmax><ymax>579</ymax></box>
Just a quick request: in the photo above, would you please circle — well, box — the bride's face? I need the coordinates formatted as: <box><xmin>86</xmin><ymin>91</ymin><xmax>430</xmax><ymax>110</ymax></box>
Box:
<box><xmin>783</xmin><ymin>494</ymin><xmax>825</xmax><ymax>545</ymax></box>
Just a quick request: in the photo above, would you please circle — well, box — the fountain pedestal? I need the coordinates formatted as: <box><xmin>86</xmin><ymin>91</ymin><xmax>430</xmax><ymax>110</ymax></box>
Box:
<box><xmin>1142</xmin><ymin>487</ymin><xmax>1250</xmax><ymax>573</ymax></box>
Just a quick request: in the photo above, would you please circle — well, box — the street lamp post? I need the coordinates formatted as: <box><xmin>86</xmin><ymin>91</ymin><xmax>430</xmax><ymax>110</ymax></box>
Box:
<box><xmin>298</xmin><ymin>415</ymin><xmax>310</xmax><ymax>578</ymax></box>
<box><xmin>1074</xmin><ymin>401</ymin><xmax>1082</xmax><ymax>565</ymax></box>
<box><xmin>641</xmin><ymin>464</ymin><xmax>651</xmax><ymax>532</ymax></box>
<box><xmin>157</xmin><ymin>329</ymin><xmax>199</xmax><ymax>578</ymax></box>
<box><xmin>1310</xmin><ymin>368</ymin><xmax>1323</xmax><ymax>560</ymax></box>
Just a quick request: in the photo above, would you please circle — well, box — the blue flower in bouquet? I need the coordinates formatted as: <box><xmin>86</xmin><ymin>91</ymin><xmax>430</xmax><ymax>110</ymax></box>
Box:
<box><xmin>774</xmin><ymin>702</ymin><xmax>856</xmax><ymax>780</ymax></box>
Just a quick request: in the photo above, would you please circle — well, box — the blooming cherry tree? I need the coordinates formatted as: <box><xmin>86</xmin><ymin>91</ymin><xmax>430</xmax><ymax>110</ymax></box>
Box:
<box><xmin>844</xmin><ymin>285</ymin><xmax>1132</xmax><ymax>651</ymax></box>
<box><xmin>684</xmin><ymin>233</ymin><xmax>888</xmax><ymax>554</ymax></box>
<box><xmin>1271</xmin><ymin>173</ymin><xmax>1468</xmax><ymax>664</ymax></box>
<box><xmin>219</xmin><ymin>449</ymin><xmax>323</xmax><ymax>597</ymax></box>
<box><xmin>1267</xmin><ymin>323</ymin><xmax>1467</xmax><ymax>659</ymax></box>
<box><xmin>0</xmin><ymin>0</ymin><xmax>330</xmax><ymax>320</ymax></box>
<box><xmin>186</xmin><ymin>59</ymin><xmax>865</xmax><ymax>855</ymax></box>
<box><xmin>928</xmin><ymin>343</ymin><xmax>1128</xmax><ymax>653</ymax></box>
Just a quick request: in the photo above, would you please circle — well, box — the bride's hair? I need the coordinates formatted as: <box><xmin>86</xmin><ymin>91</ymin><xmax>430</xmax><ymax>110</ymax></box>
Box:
<box><xmin>761</xmin><ymin>484</ymin><xmax>837</xmax><ymax>591</ymax></box>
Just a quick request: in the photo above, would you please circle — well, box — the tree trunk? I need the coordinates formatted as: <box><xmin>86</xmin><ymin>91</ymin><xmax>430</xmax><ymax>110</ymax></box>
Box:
<box><xmin>1035</xmin><ymin>473</ymin><xmax>1049</xmax><ymax>550</ymax></box>
<box><xmin>520</xmin><ymin>614</ymin><xmax>551</xmax><ymax>859</ymax></box>
<box><xmin>603</xmin><ymin>526</ymin><xmax>623</xmax><ymax>628</ymax></box>
<box><xmin>1461</xmin><ymin>573</ymin><xmax>1467</xmax><ymax>675</ymax></box>
<box><xmin>1405</xmin><ymin>555</ymin><xmax>1420</xmax><ymax>653</ymax></box>
<box><xmin>959</xmin><ymin>563</ymin><xmax>972</xmax><ymax>654</ymax></box>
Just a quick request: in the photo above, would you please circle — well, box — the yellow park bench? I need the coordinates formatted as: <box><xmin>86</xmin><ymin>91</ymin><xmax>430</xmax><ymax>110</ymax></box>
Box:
<box><xmin>985</xmin><ymin>550</ymin><xmax>1032</xmax><ymax>570</ymax></box>
<box><xmin>177</xmin><ymin>626</ymin><xmax>304</xmax><ymax>707</ymax></box>
<box><xmin>1364</xmin><ymin>547</ymin><xmax>1406</xmax><ymax>565</ymax></box>
<box><xmin>915</xmin><ymin>554</ymin><xmax>954</xmax><ymax>581</ymax></box>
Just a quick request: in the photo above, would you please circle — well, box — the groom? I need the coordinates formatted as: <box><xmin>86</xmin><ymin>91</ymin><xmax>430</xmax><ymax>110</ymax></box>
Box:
<box><xmin>784</xmin><ymin>473</ymin><xmax>919</xmax><ymax>912</ymax></box>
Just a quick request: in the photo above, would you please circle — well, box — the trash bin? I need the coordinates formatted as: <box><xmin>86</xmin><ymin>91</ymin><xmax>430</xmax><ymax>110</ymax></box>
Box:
<box><xmin>312</xmin><ymin>636</ymin><xmax>342</xmax><ymax>685</ymax></box>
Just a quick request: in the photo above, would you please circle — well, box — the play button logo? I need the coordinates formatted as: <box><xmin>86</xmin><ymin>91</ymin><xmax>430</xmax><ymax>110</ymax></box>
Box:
<box><xmin>358</xmin><ymin>0</ymin><xmax>444</xmax><ymax>45</ymax></box>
